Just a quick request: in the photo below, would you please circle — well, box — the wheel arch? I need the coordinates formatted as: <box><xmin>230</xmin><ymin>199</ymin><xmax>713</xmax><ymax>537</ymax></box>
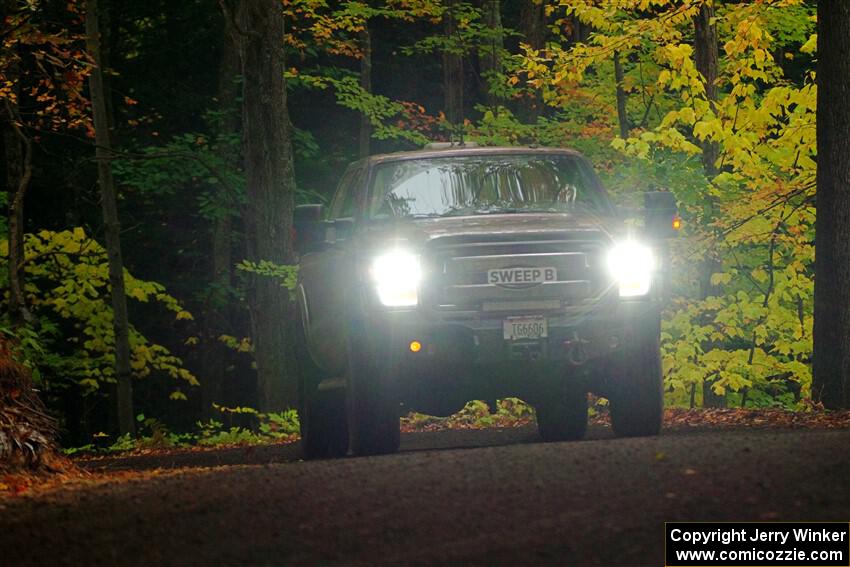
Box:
<box><xmin>296</xmin><ymin>283</ymin><xmax>325</xmax><ymax>372</ymax></box>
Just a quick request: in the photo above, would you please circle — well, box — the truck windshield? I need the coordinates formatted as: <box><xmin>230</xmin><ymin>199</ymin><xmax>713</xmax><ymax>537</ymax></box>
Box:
<box><xmin>368</xmin><ymin>154</ymin><xmax>611</xmax><ymax>218</ymax></box>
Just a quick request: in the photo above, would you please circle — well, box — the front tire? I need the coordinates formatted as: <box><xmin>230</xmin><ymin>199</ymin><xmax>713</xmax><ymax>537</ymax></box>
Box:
<box><xmin>608</xmin><ymin>326</ymin><xmax>663</xmax><ymax>437</ymax></box>
<box><xmin>346</xmin><ymin>330</ymin><xmax>400</xmax><ymax>456</ymax></box>
<box><xmin>535</xmin><ymin>384</ymin><xmax>588</xmax><ymax>442</ymax></box>
<box><xmin>297</xmin><ymin>314</ymin><xmax>349</xmax><ymax>460</ymax></box>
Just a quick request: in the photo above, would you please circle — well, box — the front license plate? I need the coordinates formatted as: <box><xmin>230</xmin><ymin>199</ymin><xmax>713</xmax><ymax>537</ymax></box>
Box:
<box><xmin>503</xmin><ymin>316</ymin><xmax>548</xmax><ymax>340</ymax></box>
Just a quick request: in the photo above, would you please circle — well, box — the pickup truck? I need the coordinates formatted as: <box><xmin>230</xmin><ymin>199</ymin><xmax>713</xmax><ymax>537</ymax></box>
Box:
<box><xmin>294</xmin><ymin>145</ymin><xmax>678</xmax><ymax>458</ymax></box>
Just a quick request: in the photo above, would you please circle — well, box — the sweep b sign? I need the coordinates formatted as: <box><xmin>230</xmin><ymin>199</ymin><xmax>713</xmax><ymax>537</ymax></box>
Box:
<box><xmin>487</xmin><ymin>266</ymin><xmax>557</xmax><ymax>289</ymax></box>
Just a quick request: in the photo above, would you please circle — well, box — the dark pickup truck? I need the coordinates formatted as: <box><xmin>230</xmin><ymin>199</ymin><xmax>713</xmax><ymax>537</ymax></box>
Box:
<box><xmin>294</xmin><ymin>145</ymin><xmax>678</xmax><ymax>458</ymax></box>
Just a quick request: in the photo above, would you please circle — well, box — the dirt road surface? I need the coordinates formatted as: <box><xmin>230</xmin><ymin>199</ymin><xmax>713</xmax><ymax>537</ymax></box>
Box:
<box><xmin>1</xmin><ymin>425</ymin><xmax>848</xmax><ymax>566</ymax></box>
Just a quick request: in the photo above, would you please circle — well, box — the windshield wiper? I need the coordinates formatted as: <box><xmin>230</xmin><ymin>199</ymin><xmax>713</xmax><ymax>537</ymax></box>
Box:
<box><xmin>447</xmin><ymin>206</ymin><xmax>574</xmax><ymax>216</ymax></box>
<box><xmin>404</xmin><ymin>205</ymin><xmax>592</xmax><ymax>219</ymax></box>
<box><xmin>404</xmin><ymin>213</ymin><xmax>445</xmax><ymax>219</ymax></box>
<box><xmin>437</xmin><ymin>206</ymin><xmax>521</xmax><ymax>217</ymax></box>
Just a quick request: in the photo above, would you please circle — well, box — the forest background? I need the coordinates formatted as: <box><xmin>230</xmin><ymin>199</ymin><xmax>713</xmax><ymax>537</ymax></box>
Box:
<box><xmin>0</xmin><ymin>0</ymin><xmax>822</xmax><ymax>448</ymax></box>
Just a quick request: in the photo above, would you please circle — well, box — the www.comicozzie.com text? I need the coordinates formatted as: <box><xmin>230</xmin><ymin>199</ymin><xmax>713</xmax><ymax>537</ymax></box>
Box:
<box><xmin>669</xmin><ymin>527</ymin><xmax>848</xmax><ymax>546</ymax></box>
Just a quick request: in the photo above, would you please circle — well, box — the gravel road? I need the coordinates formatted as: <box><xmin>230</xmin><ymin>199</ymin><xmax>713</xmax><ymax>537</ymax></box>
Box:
<box><xmin>1</xmin><ymin>425</ymin><xmax>848</xmax><ymax>566</ymax></box>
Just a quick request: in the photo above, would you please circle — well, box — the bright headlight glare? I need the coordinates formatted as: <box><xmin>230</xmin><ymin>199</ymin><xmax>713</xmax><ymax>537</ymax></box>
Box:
<box><xmin>607</xmin><ymin>241</ymin><xmax>655</xmax><ymax>297</ymax></box>
<box><xmin>370</xmin><ymin>250</ymin><xmax>421</xmax><ymax>307</ymax></box>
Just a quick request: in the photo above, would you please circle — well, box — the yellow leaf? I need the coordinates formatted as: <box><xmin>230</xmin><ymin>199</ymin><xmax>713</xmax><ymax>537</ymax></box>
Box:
<box><xmin>800</xmin><ymin>33</ymin><xmax>817</xmax><ymax>54</ymax></box>
<box><xmin>710</xmin><ymin>272</ymin><xmax>732</xmax><ymax>286</ymax></box>
<box><xmin>127</xmin><ymin>287</ymin><xmax>148</xmax><ymax>301</ymax></box>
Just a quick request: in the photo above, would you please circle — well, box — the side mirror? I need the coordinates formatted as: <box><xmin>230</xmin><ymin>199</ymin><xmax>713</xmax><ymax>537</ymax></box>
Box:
<box><xmin>294</xmin><ymin>204</ymin><xmax>325</xmax><ymax>254</ymax></box>
<box><xmin>643</xmin><ymin>191</ymin><xmax>680</xmax><ymax>239</ymax></box>
<box><xmin>328</xmin><ymin>218</ymin><xmax>354</xmax><ymax>242</ymax></box>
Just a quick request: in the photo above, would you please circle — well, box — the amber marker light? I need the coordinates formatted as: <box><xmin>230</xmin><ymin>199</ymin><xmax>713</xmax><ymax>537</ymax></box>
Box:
<box><xmin>409</xmin><ymin>340</ymin><xmax>423</xmax><ymax>353</ymax></box>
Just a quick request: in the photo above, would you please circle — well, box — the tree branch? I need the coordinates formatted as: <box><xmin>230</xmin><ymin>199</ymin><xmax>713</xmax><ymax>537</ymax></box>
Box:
<box><xmin>93</xmin><ymin>145</ymin><xmax>241</xmax><ymax>199</ymax></box>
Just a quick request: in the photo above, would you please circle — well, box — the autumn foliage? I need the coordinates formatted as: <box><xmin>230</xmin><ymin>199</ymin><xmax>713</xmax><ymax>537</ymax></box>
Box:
<box><xmin>0</xmin><ymin>0</ymin><xmax>842</xmax><ymax>459</ymax></box>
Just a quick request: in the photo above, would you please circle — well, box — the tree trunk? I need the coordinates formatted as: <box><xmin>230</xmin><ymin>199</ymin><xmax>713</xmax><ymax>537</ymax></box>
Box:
<box><xmin>200</xmin><ymin>15</ymin><xmax>241</xmax><ymax>418</ymax></box>
<box><xmin>693</xmin><ymin>1</ymin><xmax>719</xmax><ymax>176</ymax></box>
<box><xmin>2</xmin><ymin>0</ymin><xmax>31</xmax><ymax>326</ymax></box>
<box><xmin>86</xmin><ymin>0</ymin><xmax>135</xmax><ymax>435</ymax></box>
<box><xmin>359</xmin><ymin>25</ymin><xmax>372</xmax><ymax>158</ymax></box>
<box><xmin>5</xmin><ymin>112</ymin><xmax>32</xmax><ymax>327</ymax></box>
<box><xmin>238</xmin><ymin>0</ymin><xmax>297</xmax><ymax>412</ymax></box>
<box><xmin>99</xmin><ymin>0</ymin><xmax>116</xmax><ymax>145</ymax></box>
<box><xmin>693</xmin><ymin>0</ymin><xmax>724</xmax><ymax>408</ymax></box>
<box><xmin>478</xmin><ymin>0</ymin><xmax>502</xmax><ymax>110</ymax></box>
<box><xmin>4</xmin><ymin>107</ymin><xmax>31</xmax><ymax>327</ymax></box>
<box><xmin>813</xmin><ymin>0</ymin><xmax>850</xmax><ymax>409</ymax></box>
<box><xmin>693</xmin><ymin>0</ymin><xmax>721</xmax><ymax>295</ymax></box>
<box><xmin>443</xmin><ymin>0</ymin><xmax>464</xmax><ymax>129</ymax></box>
<box><xmin>613</xmin><ymin>51</ymin><xmax>629</xmax><ymax>139</ymax></box>
<box><xmin>519</xmin><ymin>0</ymin><xmax>546</xmax><ymax>121</ymax></box>
<box><xmin>520</xmin><ymin>0</ymin><xmax>546</xmax><ymax>52</ymax></box>
<box><xmin>567</xmin><ymin>14</ymin><xmax>590</xmax><ymax>44</ymax></box>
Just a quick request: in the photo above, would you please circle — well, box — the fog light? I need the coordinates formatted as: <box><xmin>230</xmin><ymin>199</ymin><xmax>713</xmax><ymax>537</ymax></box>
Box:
<box><xmin>409</xmin><ymin>340</ymin><xmax>423</xmax><ymax>353</ymax></box>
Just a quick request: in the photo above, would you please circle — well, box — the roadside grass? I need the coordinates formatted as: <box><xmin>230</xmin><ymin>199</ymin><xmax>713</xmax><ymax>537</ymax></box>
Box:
<box><xmin>401</xmin><ymin>398</ymin><xmax>537</xmax><ymax>432</ymax></box>
<box><xmin>63</xmin><ymin>407</ymin><xmax>301</xmax><ymax>457</ymax></box>
<box><xmin>61</xmin><ymin>398</ymin><xmax>850</xmax><ymax>459</ymax></box>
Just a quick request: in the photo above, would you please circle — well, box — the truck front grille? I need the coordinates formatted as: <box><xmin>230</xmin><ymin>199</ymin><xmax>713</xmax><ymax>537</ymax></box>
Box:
<box><xmin>422</xmin><ymin>234</ymin><xmax>613</xmax><ymax>313</ymax></box>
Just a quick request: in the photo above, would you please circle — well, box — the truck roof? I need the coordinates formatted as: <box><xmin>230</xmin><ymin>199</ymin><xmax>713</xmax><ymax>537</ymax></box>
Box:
<box><xmin>359</xmin><ymin>145</ymin><xmax>586</xmax><ymax>167</ymax></box>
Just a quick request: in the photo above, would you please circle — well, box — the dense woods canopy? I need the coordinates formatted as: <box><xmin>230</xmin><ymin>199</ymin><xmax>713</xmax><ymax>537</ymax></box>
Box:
<box><xmin>0</xmin><ymin>0</ymin><xmax>840</xmax><ymax>450</ymax></box>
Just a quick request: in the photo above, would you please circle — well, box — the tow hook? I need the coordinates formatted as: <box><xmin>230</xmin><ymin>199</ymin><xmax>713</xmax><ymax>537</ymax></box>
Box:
<box><xmin>563</xmin><ymin>332</ymin><xmax>590</xmax><ymax>366</ymax></box>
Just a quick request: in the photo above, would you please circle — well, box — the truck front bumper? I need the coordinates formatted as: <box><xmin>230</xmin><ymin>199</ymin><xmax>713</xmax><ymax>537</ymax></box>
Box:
<box><xmin>359</xmin><ymin>301</ymin><xmax>661</xmax><ymax>367</ymax></box>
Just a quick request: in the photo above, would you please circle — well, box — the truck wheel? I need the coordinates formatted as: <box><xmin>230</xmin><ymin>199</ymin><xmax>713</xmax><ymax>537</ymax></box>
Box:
<box><xmin>608</xmin><ymin>327</ymin><xmax>663</xmax><ymax>437</ymax></box>
<box><xmin>535</xmin><ymin>386</ymin><xmax>588</xmax><ymax>442</ymax></box>
<box><xmin>346</xmin><ymin>333</ymin><xmax>400</xmax><ymax>457</ymax></box>
<box><xmin>297</xmin><ymin>315</ymin><xmax>349</xmax><ymax>460</ymax></box>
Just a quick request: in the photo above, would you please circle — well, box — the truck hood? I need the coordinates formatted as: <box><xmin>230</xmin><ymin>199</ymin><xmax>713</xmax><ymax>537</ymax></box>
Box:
<box><xmin>361</xmin><ymin>213</ymin><xmax>619</xmax><ymax>248</ymax></box>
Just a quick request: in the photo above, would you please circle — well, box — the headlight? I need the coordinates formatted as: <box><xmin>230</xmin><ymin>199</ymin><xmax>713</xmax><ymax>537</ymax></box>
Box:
<box><xmin>370</xmin><ymin>250</ymin><xmax>421</xmax><ymax>307</ymax></box>
<box><xmin>606</xmin><ymin>241</ymin><xmax>655</xmax><ymax>297</ymax></box>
